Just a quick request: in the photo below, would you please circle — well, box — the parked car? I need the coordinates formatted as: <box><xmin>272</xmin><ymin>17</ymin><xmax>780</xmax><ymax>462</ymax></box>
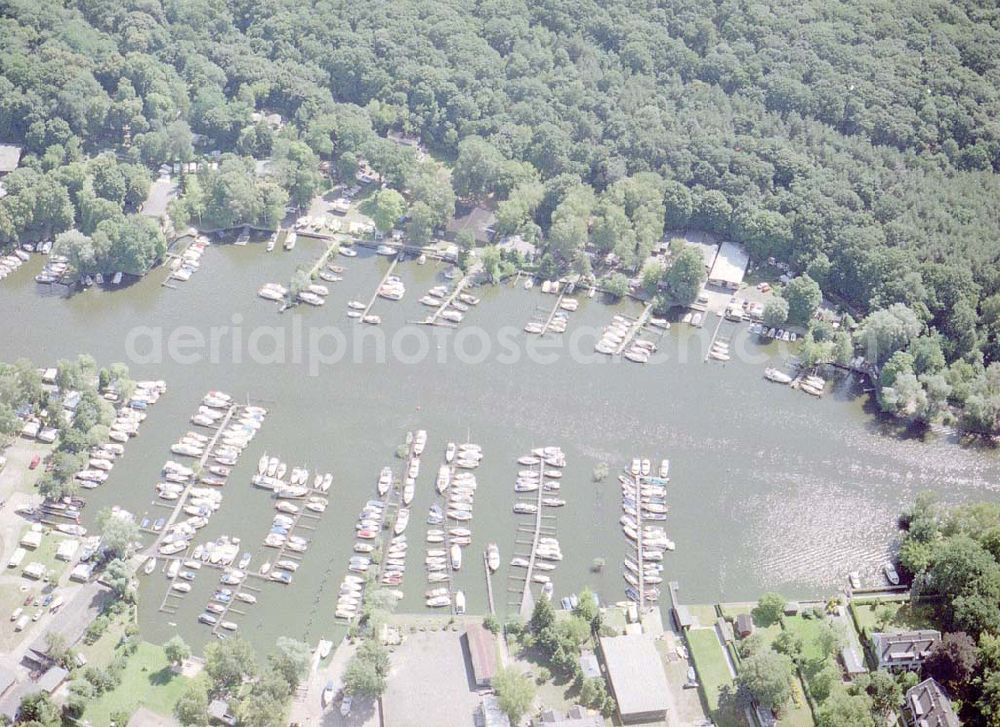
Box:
<box><xmin>29</xmin><ymin>455</ymin><xmax>40</xmax><ymax>470</ymax></box>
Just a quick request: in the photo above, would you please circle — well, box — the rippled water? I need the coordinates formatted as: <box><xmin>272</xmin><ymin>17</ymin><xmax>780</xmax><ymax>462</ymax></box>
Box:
<box><xmin>1</xmin><ymin>240</ymin><xmax>997</xmax><ymax>651</ymax></box>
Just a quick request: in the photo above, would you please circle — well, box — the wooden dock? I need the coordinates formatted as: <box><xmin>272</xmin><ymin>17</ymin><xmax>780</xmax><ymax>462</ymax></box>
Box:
<box><xmin>518</xmin><ymin>459</ymin><xmax>547</xmax><ymax>620</ymax></box>
<box><xmin>484</xmin><ymin>550</ymin><xmax>496</xmax><ymax>617</ymax></box>
<box><xmin>306</xmin><ymin>235</ymin><xmax>343</xmax><ymax>278</ymax></box>
<box><xmin>538</xmin><ymin>290</ymin><xmax>567</xmax><ymax>335</ymax></box>
<box><xmin>358</xmin><ymin>255</ymin><xmax>401</xmax><ymax>322</ymax></box>
<box><xmin>147</xmin><ymin>404</ymin><xmax>237</xmax><ymax>556</ymax></box>
<box><xmin>427</xmin><ymin>275</ymin><xmax>471</xmax><ymax>326</ymax></box>
<box><xmin>615</xmin><ymin>303</ymin><xmax>654</xmax><ymax>355</ymax></box>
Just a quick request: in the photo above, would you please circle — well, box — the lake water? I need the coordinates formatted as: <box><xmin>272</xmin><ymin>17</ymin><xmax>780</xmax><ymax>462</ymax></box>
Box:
<box><xmin>1</xmin><ymin>239</ymin><xmax>998</xmax><ymax>652</ymax></box>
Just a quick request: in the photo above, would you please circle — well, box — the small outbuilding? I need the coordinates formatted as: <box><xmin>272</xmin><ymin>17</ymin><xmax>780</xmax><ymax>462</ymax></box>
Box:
<box><xmin>578</xmin><ymin>650</ymin><xmax>601</xmax><ymax>680</ymax></box>
<box><xmin>0</xmin><ymin>144</ymin><xmax>21</xmax><ymax>175</ymax></box>
<box><xmin>599</xmin><ymin>634</ymin><xmax>669</xmax><ymax>724</ymax></box>
<box><xmin>208</xmin><ymin>698</ymin><xmax>237</xmax><ymax>726</ymax></box>
<box><xmin>56</xmin><ymin>539</ymin><xmax>79</xmax><ymax>561</ymax></box>
<box><xmin>707</xmin><ymin>241</ymin><xmax>749</xmax><ymax>290</ymax></box>
<box><xmin>535</xmin><ymin>705</ymin><xmax>604</xmax><ymax>727</ymax></box>
<box><xmin>464</xmin><ymin>623</ymin><xmax>498</xmax><ymax>688</ymax></box>
<box><xmin>735</xmin><ymin>613</ymin><xmax>754</xmax><ymax>638</ymax></box>
<box><xmin>20</xmin><ymin>530</ymin><xmax>42</xmax><ymax>549</ymax></box>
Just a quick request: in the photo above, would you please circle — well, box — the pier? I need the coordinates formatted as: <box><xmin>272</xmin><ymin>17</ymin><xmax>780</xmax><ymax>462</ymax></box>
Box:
<box><xmin>426</xmin><ymin>275</ymin><xmax>472</xmax><ymax>326</ymax></box>
<box><xmin>537</xmin><ymin>289</ymin><xmax>567</xmax><ymax>335</ymax></box>
<box><xmin>358</xmin><ymin>255</ymin><xmax>401</xmax><ymax>322</ymax></box>
<box><xmin>615</xmin><ymin>303</ymin><xmax>654</xmax><ymax>355</ymax></box>
<box><xmin>483</xmin><ymin>550</ymin><xmax>496</xmax><ymax>617</ymax></box>
<box><xmin>631</xmin><ymin>472</ymin><xmax>645</xmax><ymax>606</ymax></box>
<box><xmin>306</xmin><ymin>235</ymin><xmax>343</xmax><ymax>278</ymax></box>
<box><xmin>517</xmin><ymin>459</ymin><xmax>547</xmax><ymax>620</ymax></box>
<box><xmin>147</xmin><ymin>404</ymin><xmax>237</xmax><ymax>556</ymax></box>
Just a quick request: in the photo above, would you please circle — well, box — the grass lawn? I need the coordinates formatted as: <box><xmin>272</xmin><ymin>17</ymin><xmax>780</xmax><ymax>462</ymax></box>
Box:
<box><xmin>686</xmin><ymin>628</ymin><xmax>743</xmax><ymax>727</ymax></box>
<box><xmin>77</xmin><ymin>614</ymin><xmax>129</xmax><ymax>667</ymax></box>
<box><xmin>688</xmin><ymin>604</ymin><xmax>720</xmax><ymax>627</ymax></box>
<box><xmin>20</xmin><ymin>529</ymin><xmax>72</xmax><ymax>582</ymax></box>
<box><xmin>83</xmin><ymin>642</ymin><xmax>190</xmax><ymax>725</ymax></box>
<box><xmin>852</xmin><ymin>600</ymin><xmax>937</xmax><ymax>636</ymax></box>
<box><xmin>752</xmin><ymin>619</ymin><xmax>815</xmax><ymax>727</ymax></box>
<box><xmin>783</xmin><ymin>616</ymin><xmax>850</xmax><ymax>704</ymax></box>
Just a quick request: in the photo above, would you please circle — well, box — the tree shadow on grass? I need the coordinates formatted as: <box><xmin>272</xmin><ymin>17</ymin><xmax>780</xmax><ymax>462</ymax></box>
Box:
<box><xmin>148</xmin><ymin>667</ymin><xmax>177</xmax><ymax>688</ymax></box>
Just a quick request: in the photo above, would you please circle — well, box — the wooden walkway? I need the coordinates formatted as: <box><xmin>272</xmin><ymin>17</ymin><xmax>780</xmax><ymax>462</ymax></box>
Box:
<box><xmin>307</xmin><ymin>235</ymin><xmax>343</xmax><ymax>278</ymax></box>
<box><xmin>538</xmin><ymin>290</ymin><xmax>567</xmax><ymax>335</ymax></box>
<box><xmin>358</xmin><ymin>255</ymin><xmax>401</xmax><ymax>321</ymax></box>
<box><xmin>147</xmin><ymin>404</ymin><xmax>237</xmax><ymax>556</ymax></box>
<box><xmin>427</xmin><ymin>276</ymin><xmax>471</xmax><ymax>325</ymax></box>
<box><xmin>484</xmin><ymin>549</ymin><xmax>496</xmax><ymax>617</ymax></box>
<box><xmin>615</xmin><ymin>303</ymin><xmax>654</xmax><ymax>355</ymax></box>
<box><xmin>518</xmin><ymin>459</ymin><xmax>547</xmax><ymax>619</ymax></box>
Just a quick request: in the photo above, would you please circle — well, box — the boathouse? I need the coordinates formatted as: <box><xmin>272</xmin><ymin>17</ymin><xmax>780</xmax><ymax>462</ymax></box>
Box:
<box><xmin>708</xmin><ymin>241</ymin><xmax>749</xmax><ymax>290</ymax></box>
<box><xmin>598</xmin><ymin>634</ymin><xmax>669</xmax><ymax>724</ymax></box>
<box><xmin>464</xmin><ymin>623</ymin><xmax>498</xmax><ymax>688</ymax></box>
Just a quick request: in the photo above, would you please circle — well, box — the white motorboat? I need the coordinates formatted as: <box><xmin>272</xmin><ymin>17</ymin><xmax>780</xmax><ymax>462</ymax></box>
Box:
<box><xmin>487</xmin><ymin>543</ymin><xmax>500</xmax><ymax>573</ymax></box>
<box><xmin>394</xmin><ymin>508</ymin><xmax>410</xmax><ymax>535</ymax></box>
<box><xmin>450</xmin><ymin>543</ymin><xmax>462</xmax><ymax>570</ymax></box>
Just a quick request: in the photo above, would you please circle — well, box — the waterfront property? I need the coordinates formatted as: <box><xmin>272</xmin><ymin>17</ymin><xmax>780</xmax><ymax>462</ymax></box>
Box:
<box><xmin>707</xmin><ymin>241</ymin><xmax>750</xmax><ymax>290</ymax></box>
<box><xmin>464</xmin><ymin>622</ymin><xmax>498</xmax><ymax>688</ymax></box>
<box><xmin>904</xmin><ymin>678</ymin><xmax>959</xmax><ymax>727</ymax></box>
<box><xmin>871</xmin><ymin>629</ymin><xmax>941</xmax><ymax>672</ymax></box>
<box><xmin>598</xmin><ymin>633</ymin><xmax>670</xmax><ymax>724</ymax></box>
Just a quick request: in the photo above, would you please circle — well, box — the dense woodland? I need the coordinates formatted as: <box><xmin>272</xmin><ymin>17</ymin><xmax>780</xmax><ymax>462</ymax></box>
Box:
<box><xmin>1</xmin><ymin>0</ymin><xmax>1000</xmax><ymax>429</ymax></box>
<box><xmin>898</xmin><ymin>494</ymin><xmax>1000</xmax><ymax>726</ymax></box>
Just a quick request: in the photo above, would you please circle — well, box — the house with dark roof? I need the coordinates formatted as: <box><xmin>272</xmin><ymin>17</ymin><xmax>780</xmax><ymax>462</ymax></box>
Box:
<box><xmin>871</xmin><ymin>630</ymin><xmax>940</xmax><ymax>672</ymax></box>
<box><xmin>905</xmin><ymin>678</ymin><xmax>959</xmax><ymax>727</ymax></box>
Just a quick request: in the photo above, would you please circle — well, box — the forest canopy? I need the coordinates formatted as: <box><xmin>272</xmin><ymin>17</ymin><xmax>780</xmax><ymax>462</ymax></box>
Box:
<box><xmin>1</xmin><ymin>0</ymin><xmax>1000</xmax><ymax>427</ymax></box>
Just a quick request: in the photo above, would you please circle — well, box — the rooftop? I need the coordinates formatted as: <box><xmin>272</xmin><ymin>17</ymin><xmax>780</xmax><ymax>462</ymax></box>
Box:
<box><xmin>0</xmin><ymin>144</ymin><xmax>21</xmax><ymax>173</ymax></box>
<box><xmin>464</xmin><ymin>623</ymin><xmax>498</xmax><ymax>686</ymax></box>
<box><xmin>872</xmin><ymin>630</ymin><xmax>941</xmax><ymax>666</ymax></box>
<box><xmin>599</xmin><ymin>634</ymin><xmax>670</xmax><ymax>718</ymax></box>
<box><xmin>536</xmin><ymin>705</ymin><xmax>604</xmax><ymax>726</ymax></box>
<box><xmin>708</xmin><ymin>241</ymin><xmax>749</xmax><ymax>286</ymax></box>
<box><xmin>906</xmin><ymin>678</ymin><xmax>960</xmax><ymax>727</ymax></box>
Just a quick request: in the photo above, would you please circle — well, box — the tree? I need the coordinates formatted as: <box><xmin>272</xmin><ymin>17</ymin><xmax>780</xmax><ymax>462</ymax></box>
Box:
<box><xmin>343</xmin><ymin>639</ymin><xmax>390</xmax><ymax>698</ymax></box>
<box><xmin>736</xmin><ymin>651</ymin><xmax>793</xmax><ymax>710</ymax></box>
<box><xmin>97</xmin><ymin>508</ymin><xmax>139</xmax><ymax>559</ymax></box>
<box><xmin>451</xmin><ymin>136</ymin><xmax>504</xmax><ymax>200</ymax></box>
<box><xmin>573</xmin><ymin>587</ymin><xmax>599</xmax><ymax>627</ymax></box>
<box><xmin>174</xmin><ymin>679</ymin><xmax>210</xmax><ymax>726</ymax></box>
<box><xmin>816</xmin><ymin>691</ymin><xmax>876</xmax><ymax>727</ymax></box>
<box><xmin>205</xmin><ymin>637</ymin><xmax>257</xmax><ymax>692</ymax></box>
<box><xmin>164</xmin><ymin>635</ymin><xmax>191</xmax><ymax>667</ymax></box>
<box><xmin>863</xmin><ymin>670</ymin><xmax>901</xmax><ymax>723</ymax></box>
<box><xmin>480</xmin><ymin>245</ymin><xmax>502</xmax><ymax>283</ymax></box>
<box><xmin>103</xmin><ymin>558</ymin><xmax>132</xmax><ymax>599</ymax></box>
<box><xmin>784</xmin><ymin>275</ymin><xmax>822</xmax><ymax>325</ymax></box>
<box><xmin>763</xmin><ymin>296</ymin><xmax>789</xmax><ymax>328</ymax></box>
<box><xmin>529</xmin><ymin>597</ymin><xmax>555</xmax><ymax>634</ymax></box>
<box><xmin>753</xmin><ymin>593</ymin><xmax>786</xmax><ymax>626</ymax></box>
<box><xmin>661</xmin><ymin>245</ymin><xmax>706</xmax><ymax>305</ymax></box>
<box><xmin>854</xmin><ymin>304</ymin><xmax>922</xmax><ymax>365</ymax></box>
<box><xmin>369</xmin><ymin>189</ymin><xmax>406</xmax><ymax>234</ymax></box>
<box><xmin>269</xmin><ymin>637</ymin><xmax>311</xmax><ymax>690</ymax></box>
<box><xmin>924</xmin><ymin>632</ymin><xmax>979</xmax><ymax>690</ymax></box>
<box><xmin>603</xmin><ymin>273</ymin><xmax>629</xmax><ymax>300</ymax></box>
<box><xmin>772</xmin><ymin>630</ymin><xmax>804</xmax><ymax>660</ymax></box>
<box><xmin>16</xmin><ymin>692</ymin><xmax>60</xmax><ymax>725</ymax></box>
<box><xmin>493</xmin><ymin>666</ymin><xmax>535</xmax><ymax>724</ymax></box>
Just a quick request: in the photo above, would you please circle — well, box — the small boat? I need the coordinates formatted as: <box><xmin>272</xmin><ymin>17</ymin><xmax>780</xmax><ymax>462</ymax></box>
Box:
<box><xmin>445</xmin><ymin>442</ymin><xmax>456</xmax><ymax>463</ymax></box>
<box><xmin>143</xmin><ymin>557</ymin><xmax>157</xmax><ymax>575</ymax></box>
<box><xmin>394</xmin><ymin>508</ymin><xmax>410</xmax><ymax>535</ymax></box>
<box><xmin>258</xmin><ymin>454</ymin><xmax>268</xmax><ymax>475</ymax></box>
<box><xmin>450</xmin><ymin>543</ymin><xmax>462</xmax><ymax>570</ymax></box>
<box><xmin>339</xmin><ymin>247</ymin><xmax>358</xmax><ymax>257</ymax></box>
<box><xmin>487</xmin><ymin>543</ymin><xmax>500</xmax><ymax>573</ymax></box>
<box><xmin>454</xmin><ymin>590</ymin><xmax>466</xmax><ymax>614</ymax></box>
<box><xmin>884</xmin><ymin>562</ymin><xmax>900</xmax><ymax>586</ymax></box>
<box><xmin>348</xmin><ymin>300</ymin><xmax>366</xmax><ymax>310</ymax></box>
<box><xmin>171</xmin><ymin>582</ymin><xmax>191</xmax><ymax>593</ymax></box>
<box><xmin>849</xmin><ymin>572</ymin><xmax>861</xmax><ymax>590</ymax></box>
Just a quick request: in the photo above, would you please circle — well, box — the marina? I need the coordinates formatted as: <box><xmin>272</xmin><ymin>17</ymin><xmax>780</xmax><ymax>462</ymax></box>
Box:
<box><xmin>0</xmin><ymin>246</ymin><xmax>990</xmax><ymax>651</ymax></box>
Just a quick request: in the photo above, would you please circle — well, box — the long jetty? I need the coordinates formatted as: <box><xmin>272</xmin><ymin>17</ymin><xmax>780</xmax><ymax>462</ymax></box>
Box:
<box><xmin>148</xmin><ymin>404</ymin><xmax>237</xmax><ymax>556</ymax></box>
<box><xmin>518</xmin><ymin>459</ymin><xmax>547</xmax><ymax>619</ymax></box>
<box><xmin>615</xmin><ymin>303</ymin><xmax>654</xmax><ymax>354</ymax></box>
<box><xmin>306</xmin><ymin>235</ymin><xmax>342</xmax><ymax>278</ymax></box>
<box><xmin>427</xmin><ymin>276</ymin><xmax>471</xmax><ymax>325</ymax></box>
<box><xmin>538</xmin><ymin>290</ymin><xmax>567</xmax><ymax>335</ymax></box>
<box><xmin>358</xmin><ymin>255</ymin><xmax>401</xmax><ymax>322</ymax></box>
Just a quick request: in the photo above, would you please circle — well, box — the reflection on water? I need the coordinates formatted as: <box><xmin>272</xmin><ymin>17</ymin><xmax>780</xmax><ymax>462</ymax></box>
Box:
<box><xmin>1</xmin><ymin>241</ymin><xmax>997</xmax><ymax>651</ymax></box>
